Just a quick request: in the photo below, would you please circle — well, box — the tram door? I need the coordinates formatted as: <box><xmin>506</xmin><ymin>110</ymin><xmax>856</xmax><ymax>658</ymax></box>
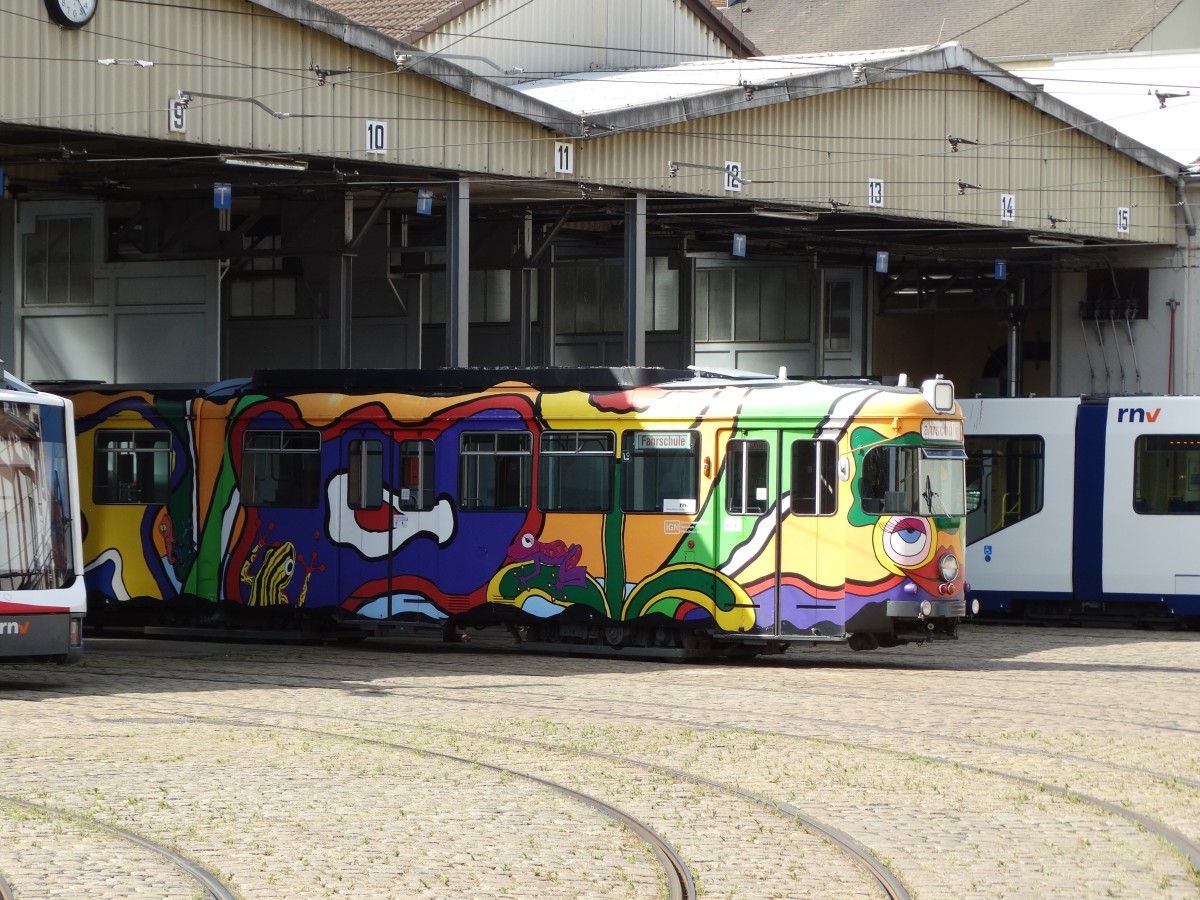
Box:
<box><xmin>719</xmin><ymin>431</ymin><xmax>775</xmax><ymax>635</ymax></box>
<box><xmin>781</xmin><ymin>434</ymin><xmax>843</xmax><ymax>638</ymax></box>
<box><xmin>338</xmin><ymin>431</ymin><xmax>442</xmax><ymax>623</ymax></box>
<box><xmin>718</xmin><ymin>431</ymin><xmax>841</xmax><ymax>638</ymax></box>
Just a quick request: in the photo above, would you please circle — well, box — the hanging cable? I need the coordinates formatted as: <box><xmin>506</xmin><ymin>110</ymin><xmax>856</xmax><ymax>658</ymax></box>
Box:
<box><xmin>1166</xmin><ymin>298</ymin><xmax>1180</xmax><ymax>394</ymax></box>
<box><xmin>1108</xmin><ymin>307</ymin><xmax>1127</xmax><ymax>393</ymax></box>
<box><xmin>1093</xmin><ymin>313</ymin><xmax>1111</xmax><ymax>394</ymax></box>
<box><xmin>1123</xmin><ymin>305</ymin><xmax>1142</xmax><ymax>392</ymax></box>
<box><xmin>1080</xmin><ymin>307</ymin><xmax>1099</xmax><ymax>393</ymax></box>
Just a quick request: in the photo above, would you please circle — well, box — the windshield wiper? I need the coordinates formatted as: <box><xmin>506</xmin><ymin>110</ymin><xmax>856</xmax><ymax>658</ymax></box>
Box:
<box><xmin>923</xmin><ymin>475</ymin><xmax>947</xmax><ymax>516</ymax></box>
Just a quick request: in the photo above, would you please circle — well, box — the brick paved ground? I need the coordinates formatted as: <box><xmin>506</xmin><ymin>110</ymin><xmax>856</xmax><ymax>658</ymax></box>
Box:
<box><xmin>0</xmin><ymin>624</ymin><xmax>1197</xmax><ymax>899</ymax></box>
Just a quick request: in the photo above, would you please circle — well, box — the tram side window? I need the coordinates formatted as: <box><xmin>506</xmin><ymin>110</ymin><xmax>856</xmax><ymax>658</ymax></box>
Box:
<box><xmin>792</xmin><ymin>439</ymin><xmax>837</xmax><ymax>515</ymax></box>
<box><xmin>240</xmin><ymin>429</ymin><xmax>321</xmax><ymax>508</ymax></box>
<box><xmin>861</xmin><ymin>445</ymin><xmax>918</xmax><ymax>515</ymax></box>
<box><xmin>1134</xmin><ymin>435</ymin><xmax>1200</xmax><ymax>514</ymax></box>
<box><xmin>538</xmin><ymin>431</ymin><xmax>614</xmax><ymax>512</ymax></box>
<box><xmin>459</xmin><ymin>431</ymin><xmax>532</xmax><ymax>511</ymax></box>
<box><xmin>347</xmin><ymin>439</ymin><xmax>383</xmax><ymax>510</ymax></box>
<box><xmin>94</xmin><ymin>429</ymin><xmax>172</xmax><ymax>504</ymax></box>
<box><xmin>964</xmin><ymin>436</ymin><xmax>1044</xmax><ymax>538</ymax></box>
<box><xmin>621</xmin><ymin>431</ymin><xmax>698</xmax><ymax>514</ymax></box>
<box><xmin>399</xmin><ymin>440</ymin><xmax>436</xmax><ymax>511</ymax></box>
<box><xmin>726</xmin><ymin>439</ymin><xmax>769</xmax><ymax>515</ymax></box>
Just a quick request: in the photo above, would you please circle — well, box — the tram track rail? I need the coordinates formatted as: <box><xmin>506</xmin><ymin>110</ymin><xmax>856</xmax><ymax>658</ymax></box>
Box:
<box><xmin>65</xmin><ymin>664</ymin><xmax>1198</xmax><ymax>891</ymax></box>
<box><xmin>0</xmin><ymin>794</ymin><xmax>235</xmax><ymax>900</ymax></box>
<box><xmin>392</xmin><ymin>686</ymin><xmax>1200</xmax><ymax>879</ymax></box>
<box><xmin>61</xmin><ymin>657</ymin><xmax>1200</xmax><ymax>789</ymax></box>
<box><xmin>72</xmin><ymin>632</ymin><xmax>1200</xmax><ymax>738</ymax></box>
<box><xmin>5</xmin><ymin>672</ymin><xmax>906</xmax><ymax>899</ymax></box>
<box><xmin>432</xmin><ymin>702</ymin><xmax>1200</xmax><ymax>881</ymax></box>
<box><xmin>358</xmin><ymin>737</ymin><xmax>698</xmax><ymax>900</ymax></box>
<box><xmin>241</xmin><ymin>717</ymin><xmax>904</xmax><ymax>900</ymax></box>
<box><xmin>5</xmin><ymin>632</ymin><xmax>1199</xmax><ymax>897</ymax></box>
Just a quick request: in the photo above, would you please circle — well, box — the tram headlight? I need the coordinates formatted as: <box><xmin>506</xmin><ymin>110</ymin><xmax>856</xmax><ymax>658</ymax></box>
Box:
<box><xmin>938</xmin><ymin>553</ymin><xmax>960</xmax><ymax>583</ymax></box>
<box><xmin>919</xmin><ymin>599</ymin><xmax>934</xmax><ymax>617</ymax></box>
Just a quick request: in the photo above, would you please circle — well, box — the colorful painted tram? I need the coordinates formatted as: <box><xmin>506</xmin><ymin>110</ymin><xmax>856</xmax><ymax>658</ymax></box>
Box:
<box><xmin>60</xmin><ymin>367</ymin><xmax>968</xmax><ymax>656</ymax></box>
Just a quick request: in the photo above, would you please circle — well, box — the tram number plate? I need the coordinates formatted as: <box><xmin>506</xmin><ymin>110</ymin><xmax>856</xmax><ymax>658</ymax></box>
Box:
<box><xmin>664</xmin><ymin>520</ymin><xmax>696</xmax><ymax>534</ymax></box>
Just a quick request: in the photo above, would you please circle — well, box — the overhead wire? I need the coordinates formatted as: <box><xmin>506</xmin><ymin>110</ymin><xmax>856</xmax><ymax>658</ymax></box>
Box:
<box><xmin>4</xmin><ymin>3</ymin><xmax>1193</xmax><ymax>172</ymax></box>
<box><xmin>1</xmin><ymin>2</ymin><xmax>1192</xmax><ymax>215</ymax></box>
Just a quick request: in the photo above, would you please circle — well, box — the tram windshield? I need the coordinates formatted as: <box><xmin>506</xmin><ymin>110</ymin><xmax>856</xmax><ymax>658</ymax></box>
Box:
<box><xmin>0</xmin><ymin>401</ymin><xmax>76</xmax><ymax>590</ymax></box>
<box><xmin>861</xmin><ymin>445</ymin><xmax>966</xmax><ymax>517</ymax></box>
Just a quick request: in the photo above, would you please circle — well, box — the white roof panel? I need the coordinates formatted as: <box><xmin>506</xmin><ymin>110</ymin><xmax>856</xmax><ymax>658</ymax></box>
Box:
<box><xmin>515</xmin><ymin>47</ymin><xmax>932</xmax><ymax>115</ymax></box>
<box><xmin>1007</xmin><ymin>52</ymin><xmax>1200</xmax><ymax>165</ymax></box>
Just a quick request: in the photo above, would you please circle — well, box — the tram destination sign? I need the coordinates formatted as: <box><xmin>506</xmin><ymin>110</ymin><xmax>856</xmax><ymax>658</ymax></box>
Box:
<box><xmin>634</xmin><ymin>433</ymin><xmax>691</xmax><ymax>450</ymax></box>
<box><xmin>921</xmin><ymin>419</ymin><xmax>963</xmax><ymax>441</ymax></box>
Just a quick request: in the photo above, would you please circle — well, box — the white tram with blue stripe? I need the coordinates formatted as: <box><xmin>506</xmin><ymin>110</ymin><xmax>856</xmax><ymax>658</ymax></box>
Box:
<box><xmin>962</xmin><ymin>395</ymin><xmax>1200</xmax><ymax>625</ymax></box>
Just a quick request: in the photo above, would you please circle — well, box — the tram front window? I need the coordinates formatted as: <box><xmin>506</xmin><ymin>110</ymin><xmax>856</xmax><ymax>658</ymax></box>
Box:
<box><xmin>861</xmin><ymin>445</ymin><xmax>965</xmax><ymax>516</ymax></box>
<box><xmin>0</xmin><ymin>402</ymin><xmax>76</xmax><ymax>590</ymax></box>
<box><xmin>919</xmin><ymin>450</ymin><xmax>967</xmax><ymax>516</ymax></box>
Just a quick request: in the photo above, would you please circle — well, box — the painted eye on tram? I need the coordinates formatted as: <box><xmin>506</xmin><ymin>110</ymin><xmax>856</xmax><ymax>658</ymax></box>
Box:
<box><xmin>521</xmin><ymin>533</ymin><xmax>535</xmax><ymax>549</ymax></box>
<box><xmin>883</xmin><ymin>516</ymin><xmax>931</xmax><ymax>566</ymax></box>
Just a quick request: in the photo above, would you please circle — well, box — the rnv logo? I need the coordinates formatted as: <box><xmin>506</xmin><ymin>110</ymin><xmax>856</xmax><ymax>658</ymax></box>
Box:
<box><xmin>1117</xmin><ymin>407</ymin><xmax>1161</xmax><ymax>423</ymax></box>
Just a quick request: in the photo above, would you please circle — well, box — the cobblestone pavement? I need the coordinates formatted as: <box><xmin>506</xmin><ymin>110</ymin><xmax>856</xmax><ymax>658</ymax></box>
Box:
<box><xmin>0</xmin><ymin>624</ymin><xmax>1198</xmax><ymax>899</ymax></box>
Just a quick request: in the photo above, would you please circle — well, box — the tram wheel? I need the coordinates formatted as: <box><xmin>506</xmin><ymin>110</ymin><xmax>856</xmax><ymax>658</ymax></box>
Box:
<box><xmin>603</xmin><ymin>625</ymin><xmax>630</xmax><ymax>648</ymax></box>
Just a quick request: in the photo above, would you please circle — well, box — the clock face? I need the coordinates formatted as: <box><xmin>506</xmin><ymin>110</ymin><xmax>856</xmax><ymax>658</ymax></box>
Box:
<box><xmin>45</xmin><ymin>0</ymin><xmax>98</xmax><ymax>28</ymax></box>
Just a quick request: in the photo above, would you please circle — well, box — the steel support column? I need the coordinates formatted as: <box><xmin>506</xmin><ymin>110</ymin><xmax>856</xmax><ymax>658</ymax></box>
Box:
<box><xmin>446</xmin><ymin>178</ymin><xmax>470</xmax><ymax>366</ymax></box>
<box><xmin>624</xmin><ymin>193</ymin><xmax>646</xmax><ymax>365</ymax></box>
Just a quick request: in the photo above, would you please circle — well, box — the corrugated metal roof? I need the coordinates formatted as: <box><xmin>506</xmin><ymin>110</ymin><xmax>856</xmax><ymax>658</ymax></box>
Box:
<box><xmin>516</xmin><ymin>47</ymin><xmax>926</xmax><ymax>114</ymax></box>
<box><xmin>709</xmin><ymin>0</ymin><xmax>1184</xmax><ymax>59</ymax></box>
<box><xmin>514</xmin><ymin>42</ymin><xmax>1183</xmax><ymax>178</ymax></box>
<box><xmin>318</xmin><ymin>0</ymin><xmax>758</xmax><ymax>53</ymax></box>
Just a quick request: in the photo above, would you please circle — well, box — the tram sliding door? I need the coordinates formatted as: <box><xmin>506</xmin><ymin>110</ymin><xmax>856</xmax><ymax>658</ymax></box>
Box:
<box><xmin>337</xmin><ymin>430</ymin><xmax>442</xmax><ymax>625</ymax></box>
<box><xmin>780</xmin><ymin>435</ymin><xmax>843</xmax><ymax>638</ymax></box>
<box><xmin>718</xmin><ymin>431</ymin><xmax>843</xmax><ymax>638</ymax></box>
<box><xmin>337</xmin><ymin>428</ymin><xmax>395</xmax><ymax>618</ymax></box>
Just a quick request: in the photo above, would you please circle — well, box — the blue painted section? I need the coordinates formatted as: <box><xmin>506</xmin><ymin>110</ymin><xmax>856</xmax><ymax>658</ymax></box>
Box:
<box><xmin>1072</xmin><ymin>400</ymin><xmax>1108</xmax><ymax>602</ymax></box>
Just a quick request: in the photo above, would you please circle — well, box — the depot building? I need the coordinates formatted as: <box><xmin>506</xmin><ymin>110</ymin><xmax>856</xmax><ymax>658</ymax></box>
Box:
<box><xmin>1</xmin><ymin>0</ymin><xmax>1193</xmax><ymax>396</ymax></box>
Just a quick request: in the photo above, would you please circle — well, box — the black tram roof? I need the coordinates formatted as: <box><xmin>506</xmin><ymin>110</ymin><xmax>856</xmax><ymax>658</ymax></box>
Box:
<box><xmin>38</xmin><ymin>367</ymin><xmax>890</xmax><ymax>401</ymax></box>
<box><xmin>247</xmin><ymin>367</ymin><xmax>702</xmax><ymax>394</ymax></box>
<box><xmin>244</xmin><ymin>367</ymin><xmax>890</xmax><ymax>394</ymax></box>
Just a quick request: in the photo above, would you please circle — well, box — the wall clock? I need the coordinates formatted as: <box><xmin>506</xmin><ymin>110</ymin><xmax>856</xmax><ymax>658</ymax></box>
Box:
<box><xmin>45</xmin><ymin>0</ymin><xmax>98</xmax><ymax>29</ymax></box>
